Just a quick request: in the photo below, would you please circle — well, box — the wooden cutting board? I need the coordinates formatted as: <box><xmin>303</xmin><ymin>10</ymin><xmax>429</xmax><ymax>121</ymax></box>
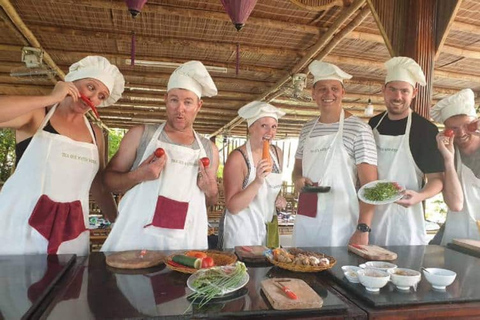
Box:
<box><xmin>106</xmin><ymin>250</ymin><xmax>166</xmax><ymax>269</ymax></box>
<box><xmin>348</xmin><ymin>245</ymin><xmax>397</xmax><ymax>261</ymax></box>
<box><xmin>261</xmin><ymin>278</ymin><xmax>323</xmax><ymax>310</ymax></box>
<box><xmin>235</xmin><ymin>245</ymin><xmax>268</xmax><ymax>263</ymax></box>
<box><xmin>452</xmin><ymin>239</ymin><xmax>480</xmax><ymax>253</ymax></box>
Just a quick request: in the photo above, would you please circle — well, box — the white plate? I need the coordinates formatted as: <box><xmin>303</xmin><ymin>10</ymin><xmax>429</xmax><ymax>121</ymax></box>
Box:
<box><xmin>358</xmin><ymin>180</ymin><xmax>405</xmax><ymax>205</ymax></box>
<box><xmin>187</xmin><ymin>267</ymin><xmax>250</xmax><ymax>296</ymax></box>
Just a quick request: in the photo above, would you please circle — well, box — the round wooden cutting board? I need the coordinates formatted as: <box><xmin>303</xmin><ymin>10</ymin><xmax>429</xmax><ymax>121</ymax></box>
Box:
<box><xmin>106</xmin><ymin>250</ymin><xmax>166</xmax><ymax>269</ymax></box>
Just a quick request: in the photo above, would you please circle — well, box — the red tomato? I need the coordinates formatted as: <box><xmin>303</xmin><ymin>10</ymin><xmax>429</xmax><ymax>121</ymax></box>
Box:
<box><xmin>444</xmin><ymin>129</ymin><xmax>454</xmax><ymax>138</ymax></box>
<box><xmin>200</xmin><ymin>157</ymin><xmax>210</xmax><ymax>167</ymax></box>
<box><xmin>201</xmin><ymin>256</ymin><xmax>215</xmax><ymax>268</ymax></box>
<box><xmin>467</xmin><ymin>122</ymin><xmax>478</xmax><ymax>132</ymax></box>
<box><xmin>154</xmin><ymin>148</ymin><xmax>165</xmax><ymax>158</ymax></box>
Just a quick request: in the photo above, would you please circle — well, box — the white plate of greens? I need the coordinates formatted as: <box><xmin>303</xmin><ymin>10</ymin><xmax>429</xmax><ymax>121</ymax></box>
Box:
<box><xmin>187</xmin><ymin>263</ymin><xmax>249</xmax><ymax>297</ymax></box>
<box><xmin>358</xmin><ymin>180</ymin><xmax>405</xmax><ymax>205</ymax></box>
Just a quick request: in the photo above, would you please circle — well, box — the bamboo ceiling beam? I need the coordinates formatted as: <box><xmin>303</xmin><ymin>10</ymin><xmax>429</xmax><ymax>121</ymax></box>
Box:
<box><xmin>30</xmin><ymin>25</ymin><xmax>302</xmax><ymax>59</ymax></box>
<box><xmin>0</xmin><ymin>0</ymin><xmax>63</xmax><ymax>81</ymax></box>
<box><xmin>51</xmin><ymin>0</ymin><xmax>324</xmax><ymax>35</ymax></box>
<box><xmin>450</xmin><ymin>21</ymin><xmax>480</xmax><ymax>34</ymax></box>
<box><xmin>209</xmin><ymin>0</ymin><xmax>367</xmax><ymax>137</ymax></box>
<box><xmin>434</xmin><ymin>0</ymin><xmax>463</xmax><ymax>60</ymax></box>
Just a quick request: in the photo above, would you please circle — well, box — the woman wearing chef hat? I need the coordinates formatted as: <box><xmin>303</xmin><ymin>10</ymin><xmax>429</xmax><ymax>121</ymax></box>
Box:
<box><xmin>430</xmin><ymin>89</ymin><xmax>480</xmax><ymax>245</ymax></box>
<box><xmin>0</xmin><ymin>56</ymin><xmax>125</xmax><ymax>255</ymax></box>
<box><xmin>218</xmin><ymin>101</ymin><xmax>286</xmax><ymax>249</ymax></box>
<box><xmin>101</xmin><ymin>60</ymin><xmax>220</xmax><ymax>251</ymax></box>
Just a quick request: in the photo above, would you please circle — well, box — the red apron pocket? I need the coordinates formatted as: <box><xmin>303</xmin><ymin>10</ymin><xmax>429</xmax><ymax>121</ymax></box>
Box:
<box><xmin>29</xmin><ymin>194</ymin><xmax>86</xmax><ymax>254</ymax></box>
<box><xmin>297</xmin><ymin>192</ymin><xmax>318</xmax><ymax>218</ymax></box>
<box><xmin>150</xmin><ymin>195</ymin><xmax>189</xmax><ymax>230</ymax></box>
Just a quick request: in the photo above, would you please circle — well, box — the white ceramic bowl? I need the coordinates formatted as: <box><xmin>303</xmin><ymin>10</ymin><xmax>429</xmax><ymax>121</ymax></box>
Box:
<box><xmin>423</xmin><ymin>268</ymin><xmax>457</xmax><ymax>290</ymax></box>
<box><xmin>357</xmin><ymin>268</ymin><xmax>390</xmax><ymax>292</ymax></box>
<box><xmin>363</xmin><ymin>261</ymin><xmax>397</xmax><ymax>271</ymax></box>
<box><xmin>341</xmin><ymin>265</ymin><xmax>362</xmax><ymax>283</ymax></box>
<box><xmin>388</xmin><ymin>268</ymin><xmax>421</xmax><ymax>291</ymax></box>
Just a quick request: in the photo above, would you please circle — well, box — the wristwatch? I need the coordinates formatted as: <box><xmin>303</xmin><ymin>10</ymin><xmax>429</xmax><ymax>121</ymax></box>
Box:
<box><xmin>357</xmin><ymin>223</ymin><xmax>371</xmax><ymax>233</ymax></box>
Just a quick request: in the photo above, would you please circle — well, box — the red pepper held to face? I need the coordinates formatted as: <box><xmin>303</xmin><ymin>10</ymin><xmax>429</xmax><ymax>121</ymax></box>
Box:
<box><xmin>467</xmin><ymin>121</ymin><xmax>478</xmax><ymax>133</ymax></box>
<box><xmin>79</xmin><ymin>94</ymin><xmax>100</xmax><ymax>119</ymax></box>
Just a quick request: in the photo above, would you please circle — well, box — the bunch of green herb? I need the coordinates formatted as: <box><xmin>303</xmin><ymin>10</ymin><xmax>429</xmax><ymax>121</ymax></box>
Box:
<box><xmin>363</xmin><ymin>182</ymin><xmax>401</xmax><ymax>202</ymax></box>
<box><xmin>186</xmin><ymin>262</ymin><xmax>248</xmax><ymax>309</ymax></box>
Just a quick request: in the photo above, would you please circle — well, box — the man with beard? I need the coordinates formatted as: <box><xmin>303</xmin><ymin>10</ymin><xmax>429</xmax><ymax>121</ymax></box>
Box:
<box><xmin>430</xmin><ymin>89</ymin><xmax>480</xmax><ymax>245</ymax></box>
<box><xmin>101</xmin><ymin>61</ymin><xmax>220</xmax><ymax>251</ymax></box>
<box><xmin>368</xmin><ymin>57</ymin><xmax>444</xmax><ymax>246</ymax></box>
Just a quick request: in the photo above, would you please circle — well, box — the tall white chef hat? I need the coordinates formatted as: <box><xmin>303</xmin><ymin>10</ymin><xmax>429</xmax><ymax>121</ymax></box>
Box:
<box><xmin>430</xmin><ymin>89</ymin><xmax>476</xmax><ymax>123</ymax></box>
<box><xmin>167</xmin><ymin>61</ymin><xmax>218</xmax><ymax>99</ymax></box>
<box><xmin>385</xmin><ymin>56</ymin><xmax>426</xmax><ymax>87</ymax></box>
<box><xmin>238</xmin><ymin>101</ymin><xmax>286</xmax><ymax>127</ymax></box>
<box><xmin>308</xmin><ymin>60</ymin><xmax>352</xmax><ymax>85</ymax></box>
<box><xmin>65</xmin><ymin>56</ymin><xmax>125</xmax><ymax>107</ymax></box>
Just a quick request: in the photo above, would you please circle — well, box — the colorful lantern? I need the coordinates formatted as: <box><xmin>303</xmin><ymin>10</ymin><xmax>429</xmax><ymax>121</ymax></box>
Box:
<box><xmin>220</xmin><ymin>0</ymin><xmax>258</xmax><ymax>75</ymax></box>
<box><xmin>125</xmin><ymin>0</ymin><xmax>148</xmax><ymax>66</ymax></box>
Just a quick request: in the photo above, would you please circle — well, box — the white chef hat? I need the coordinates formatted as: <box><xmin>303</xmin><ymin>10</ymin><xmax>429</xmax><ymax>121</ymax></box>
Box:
<box><xmin>308</xmin><ymin>60</ymin><xmax>352</xmax><ymax>84</ymax></box>
<box><xmin>430</xmin><ymin>89</ymin><xmax>476</xmax><ymax>123</ymax></box>
<box><xmin>385</xmin><ymin>56</ymin><xmax>426</xmax><ymax>87</ymax></box>
<box><xmin>238</xmin><ymin>101</ymin><xmax>286</xmax><ymax>127</ymax></box>
<box><xmin>65</xmin><ymin>56</ymin><xmax>125</xmax><ymax>107</ymax></box>
<box><xmin>167</xmin><ymin>61</ymin><xmax>218</xmax><ymax>99</ymax></box>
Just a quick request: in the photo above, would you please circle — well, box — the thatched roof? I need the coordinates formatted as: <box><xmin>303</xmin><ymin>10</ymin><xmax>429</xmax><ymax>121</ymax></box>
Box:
<box><xmin>1</xmin><ymin>0</ymin><xmax>479</xmax><ymax>138</ymax></box>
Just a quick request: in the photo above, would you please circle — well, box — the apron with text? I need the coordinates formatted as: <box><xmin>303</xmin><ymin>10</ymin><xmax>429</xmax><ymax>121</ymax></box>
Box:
<box><xmin>222</xmin><ymin>140</ymin><xmax>283</xmax><ymax>248</ymax></box>
<box><xmin>441</xmin><ymin>150</ymin><xmax>480</xmax><ymax>245</ymax></box>
<box><xmin>0</xmin><ymin>105</ymin><xmax>98</xmax><ymax>255</ymax></box>
<box><xmin>371</xmin><ymin>111</ymin><xmax>426</xmax><ymax>246</ymax></box>
<box><xmin>293</xmin><ymin>110</ymin><xmax>359</xmax><ymax>247</ymax></box>
<box><xmin>102</xmin><ymin>123</ymin><xmax>208</xmax><ymax>251</ymax></box>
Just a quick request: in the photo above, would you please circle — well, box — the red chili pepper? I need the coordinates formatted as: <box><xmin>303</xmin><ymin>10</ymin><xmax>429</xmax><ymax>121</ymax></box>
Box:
<box><xmin>167</xmin><ymin>260</ymin><xmax>186</xmax><ymax>268</ymax></box>
<box><xmin>276</xmin><ymin>282</ymin><xmax>298</xmax><ymax>300</ymax></box>
<box><xmin>241</xmin><ymin>246</ymin><xmax>253</xmax><ymax>252</ymax></box>
<box><xmin>350</xmin><ymin>244</ymin><xmax>366</xmax><ymax>251</ymax></box>
<box><xmin>80</xmin><ymin>94</ymin><xmax>100</xmax><ymax>119</ymax></box>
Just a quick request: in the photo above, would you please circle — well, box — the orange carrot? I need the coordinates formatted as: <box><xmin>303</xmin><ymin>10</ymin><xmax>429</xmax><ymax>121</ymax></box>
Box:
<box><xmin>262</xmin><ymin>140</ymin><xmax>271</xmax><ymax>165</ymax></box>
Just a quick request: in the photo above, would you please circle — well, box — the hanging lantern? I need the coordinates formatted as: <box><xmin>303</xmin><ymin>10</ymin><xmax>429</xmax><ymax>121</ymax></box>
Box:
<box><xmin>125</xmin><ymin>0</ymin><xmax>148</xmax><ymax>66</ymax></box>
<box><xmin>220</xmin><ymin>0</ymin><xmax>258</xmax><ymax>75</ymax></box>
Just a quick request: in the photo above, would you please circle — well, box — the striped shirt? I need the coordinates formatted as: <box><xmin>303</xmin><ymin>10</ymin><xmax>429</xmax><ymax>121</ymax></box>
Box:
<box><xmin>295</xmin><ymin>116</ymin><xmax>377</xmax><ymax>166</ymax></box>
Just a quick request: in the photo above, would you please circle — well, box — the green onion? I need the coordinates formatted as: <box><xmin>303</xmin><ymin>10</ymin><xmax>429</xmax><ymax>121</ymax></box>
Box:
<box><xmin>185</xmin><ymin>262</ymin><xmax>248</xmax><ymax>311</ymax></box>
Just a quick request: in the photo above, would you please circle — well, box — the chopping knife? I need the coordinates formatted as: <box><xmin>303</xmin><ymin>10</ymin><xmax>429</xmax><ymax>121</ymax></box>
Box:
<box><xmin>275</xmin><ymin>280</ymin><xmax>298</xmax><ymax>300</ymax></box>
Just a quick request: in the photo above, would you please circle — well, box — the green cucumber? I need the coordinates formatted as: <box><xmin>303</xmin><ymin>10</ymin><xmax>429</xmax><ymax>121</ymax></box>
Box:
<box><xmin>172</xmin><ymin>255</ymin><xmax>202</xmax><ymax>269</ymax></box>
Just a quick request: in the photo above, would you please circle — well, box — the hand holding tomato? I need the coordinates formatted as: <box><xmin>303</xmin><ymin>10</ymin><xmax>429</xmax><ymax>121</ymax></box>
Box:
<box><xmin>444</xmin><ymin>129</ymin><xmax>454</xmax><ymax>138</ymax></box>
<box><xmin>200</xmin><ymin>157</ymin><xmax>210</xmax><ymax>168</ymax></box>
<box><xmin>154</xmin><ymin>148</ymin><xmax>165</xmax><ymax>158</ymax></box>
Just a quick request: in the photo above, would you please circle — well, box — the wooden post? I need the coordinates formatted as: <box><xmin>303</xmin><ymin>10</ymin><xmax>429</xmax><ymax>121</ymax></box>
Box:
<box><xmin>400</xmin><ymin>0</ymin><xmax>436</xmax><ymax>119</ymax></box>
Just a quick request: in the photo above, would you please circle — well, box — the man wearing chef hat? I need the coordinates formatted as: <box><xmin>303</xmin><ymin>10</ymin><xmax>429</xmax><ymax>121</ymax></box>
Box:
<box><xmin>368</xmin><ymin>57</ymin><xmax>444</xmax><ymax>246</ymax></box>
<box><xmin>219</xmin><ymin>101</ymin><xmax>286</xmax><ymax>249</ymax></box>
<box><xmin>101</xmin><ymin>61</ymin><xmax>220</xmax><ymax>251</ymax></box>
<box><xmin>292</xmin><ymin>61</ymin><xmax>378</xmax><ymax>247</ymax></box>
<box><xmin>430</xmin><ymin>89</ymin><xmax>480</xmax><ymax>245</ymax></box>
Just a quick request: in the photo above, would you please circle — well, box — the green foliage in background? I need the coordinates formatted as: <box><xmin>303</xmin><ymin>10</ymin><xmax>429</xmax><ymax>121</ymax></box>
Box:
<box><xmin>0</xmin><ymin>129</ymin><xmax>15</xmax><ymax>183</ymax></box>
<box><xmin>108</xmin><ymin>128</ymin><xmax>126</xmax><ymax>160</ymax></box>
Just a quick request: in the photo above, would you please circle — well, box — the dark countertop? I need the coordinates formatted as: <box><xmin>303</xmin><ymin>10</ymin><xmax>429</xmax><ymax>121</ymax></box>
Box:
<box><xmin>323</xmin><ymin>245</ymin><xmax>480</xmax><ymax>307</ymax></box>
<box><xmin>0</xmin><ymin>254</ymin><xmax>76</xmax><ymax>320</ymax></box>
<box><xmin>40</xmin><ymin>252</ymin><xmax>365</xmax><ymax>319</ymax></box>
<box><xmin>3</xmin><ymin>245</ymin><xmax>480</xmax><ymax>319</ymax></box>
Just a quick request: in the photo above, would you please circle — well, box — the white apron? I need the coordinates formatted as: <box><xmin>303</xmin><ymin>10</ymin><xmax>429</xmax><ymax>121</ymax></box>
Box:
<box><xmin>102</xmin><ymin>123</ymin><xmax>208</xmax><ymax>251</ymax></box>
<box><xmin>371</xmin><ymin>111</ymin><xmax>426</xmax><ymax>246</ymax></box>
<box><xmin>0</xmin><ymin>105</ymin><xmax>98</xmax><ymax>255</ymax></box>
<box><xmin>440</xmin><ymin>150</ymin><xmax>480</xmax><ymax>245</ymax></box>
<box><xmin>222</xmin><ymin>141</ymin><xmax>283</xmax><ymax>248</ymax></box>
<box><xmin>293</xmin><ymin>110</ymin><xmax>359</xmax><ymax>247</ymax></box>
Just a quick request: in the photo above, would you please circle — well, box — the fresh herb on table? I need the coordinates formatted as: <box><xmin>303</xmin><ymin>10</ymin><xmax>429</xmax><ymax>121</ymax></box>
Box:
<box><xmin>363</xmin><ymin>182</ymin><xmax>401</xmax><ymax>202</ymax></box>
